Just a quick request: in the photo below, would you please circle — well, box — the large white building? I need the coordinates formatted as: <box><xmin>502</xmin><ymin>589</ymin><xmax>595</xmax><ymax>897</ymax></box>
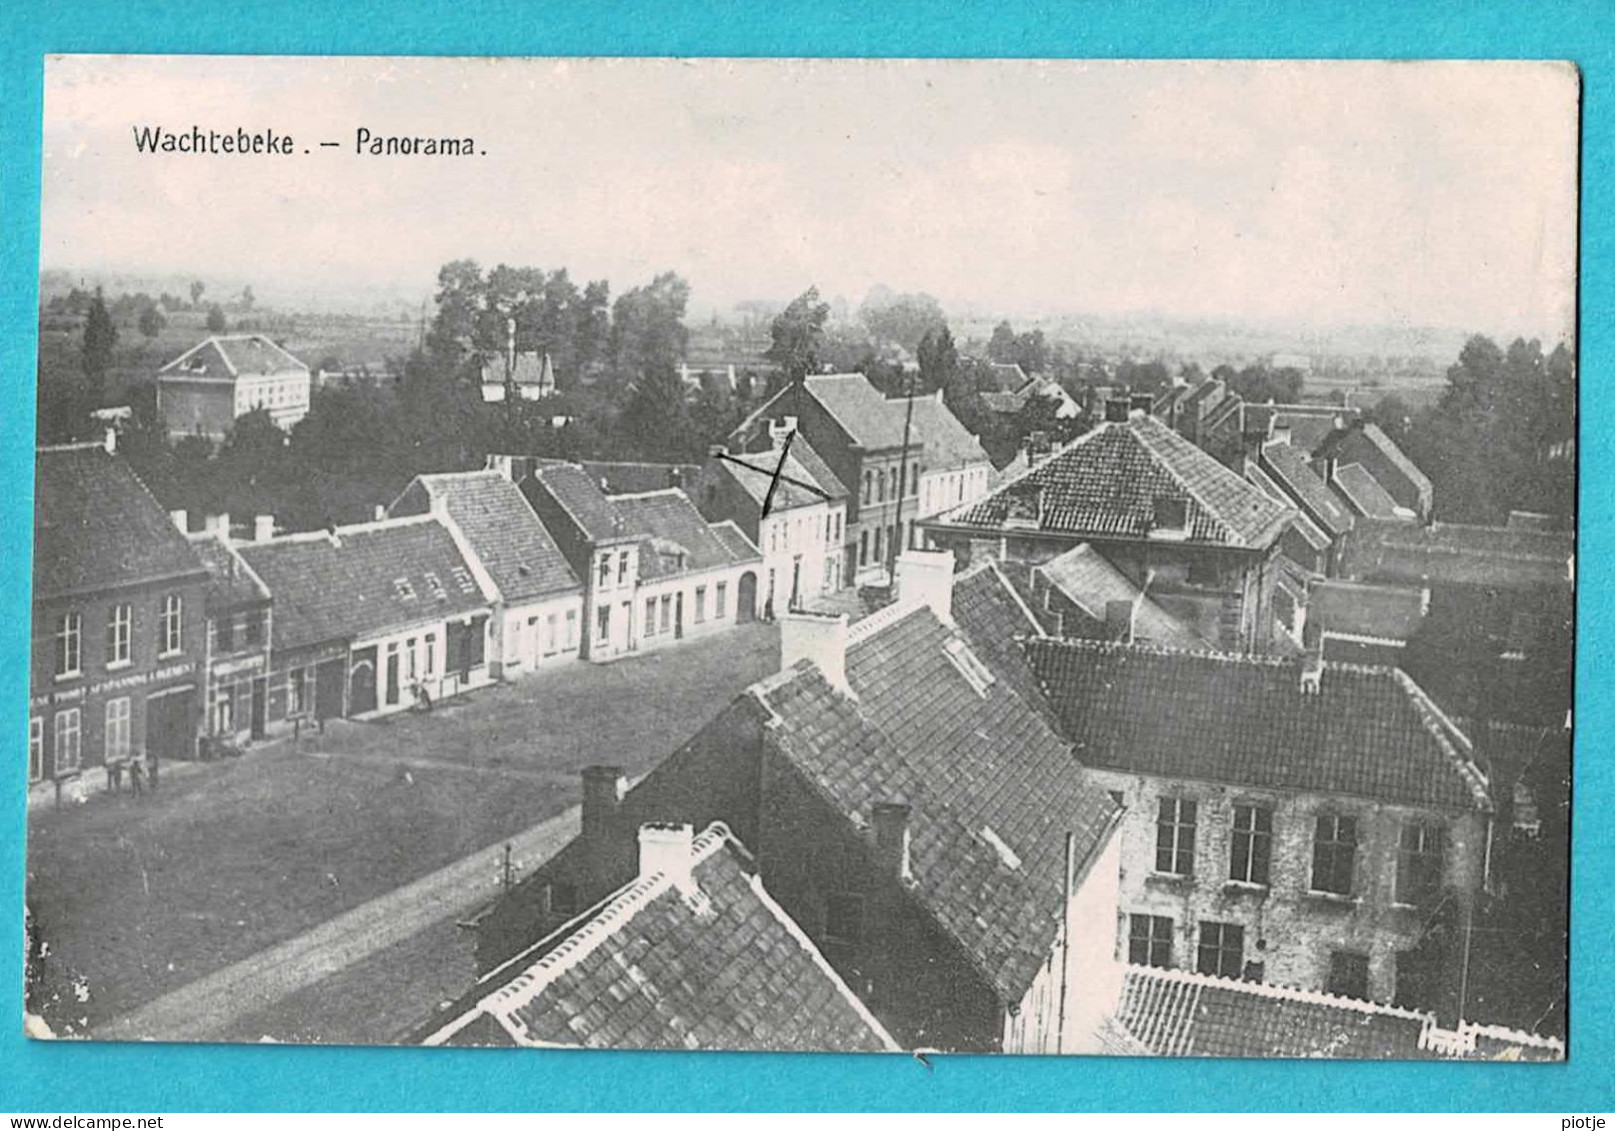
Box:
<box><xmin>156</xmin><ymin>335</ymin><xmax>311</xmax><ymax>440</ymax></box>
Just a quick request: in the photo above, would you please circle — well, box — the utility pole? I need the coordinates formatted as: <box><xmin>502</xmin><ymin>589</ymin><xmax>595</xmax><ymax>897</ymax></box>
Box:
<box><xmin>891</xmin><ymin>366</ymin><xmax>918</xmax><ymax>581</ymax></box>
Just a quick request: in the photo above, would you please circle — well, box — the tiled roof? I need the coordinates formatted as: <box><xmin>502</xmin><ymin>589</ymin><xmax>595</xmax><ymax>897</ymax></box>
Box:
<box><xmin>33</xmin><ymin>444</ymin><xmax>208</xmax><ymax>602</ymax></box>
<box><xmin>1033</xmin><ymin>543</ymin><xmax>1209</xmax><ymax>649</ymax></box>
<box><xmin>940</xmin><ymin>416</ymin><xmax>1294</xmax><ymax>549</ymax></box>
<box><xmin>1333</xmin><ymin>463</ymin><xmax>1407</xmax><ymax>521</ymax></box>
<box><xmin>1179</xmin><ymin>378</ymin><xmax>1227</xmax><ymax>415</ymax></box>
<box><xmin>903</xmin><ymin>394</ymin><xmax>993</xmax><ymax>471</ymax></box>
<box><xmin>613</xmin><ymin>490</ymin><xmax>762</xmax><ymax>579</ymax></box>
<box><xmin>237</xmin><ymin>516</ymin><xmax>488</xmax><ymax>652</ymax></box>
<box><xmin>1360</xmin><ymin>424</ymin><xmax>1433</xmax><ymax>500</ymax></box>
<box><xmin>1260</xmin><ymin>443</ymin><xmax>1354</xmax><ymax>538</ymax></box>
<box><xmin>459</xmin><ymin>824</ymin><xmax>897</xmax><ymax>1052</ymax></box>
<box><xmin>394</xmin><ymin>472</ymin><xmax>581</xmax><ymax>603</ymax></box>
<box><xmin>579</xmin><ymin>461</ymin><xmax>701</xmax><ymax>496</ymax></box>
<box><xmin>760</xmin><ymin>570</ymin><xmax>1123</xmax><ymax>1005</ymax></box>
<box><xmin>714</xmin><ymin>447</ymin><xmax>833</xmax><ymax>512</ymax></box>
<box><xmin>1026</xmin><ymin>637</ymin><xmax>1489</xmax><ymax>811</ymax></box>
<box><xmin>1244</xmin><ymin>462</ymin><xmax>1331</xmax><ymax>552</ymax></box>
<box><xmin>710</xmin><ymin>520</ymin><xmax>760</xmax><ymax>562</ymax></box>
<box><xmin>531</xmin><ymin>462</ymin><xmax>631</xmax><ymax>543</ymax></box>
<box><xmin>1113</xmin><ymin>966</ymin><xmax>1562</xmax><ymax>1060</ymax></box>
<box><xmin>158</xmin><ymin>335</ymin><xmax>308</xmax><ymax>380</ymax></box>
<box><xmin>1339</xmin><ymin>521</ymin><xmax>1574</xmax><ymax>590</ymax></box>
<box><xmin>1308</xmin><ymin>579</ymin><xmax>1427</xmax><ymax>643</ymax></box>
<box><xmin>789</xmin><ymin>437</ymin><xmax>850</xmax><ymax>500</ymax></box>
<box><xmin>799</xmin><ymin>373</ymin><xmax>912</xmax><ymax>450</ymax></box>
<box><xmin>1273</xmin><ymin>404</ymin><xmax>1356</xmax><ymax>456</ymax></box>
<box><xmin>188</xmin><ymin>533</ymin><xmax>271</xmax><ymax>614</ymax></box>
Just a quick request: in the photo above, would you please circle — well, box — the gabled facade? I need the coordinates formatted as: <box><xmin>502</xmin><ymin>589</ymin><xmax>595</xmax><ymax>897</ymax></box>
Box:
<box><xmin>921</xmin><ymin>410</ymin><xmax>1298</xmax><ymax>653</ymax></box>
<box><xmin>389</xmin><ymin>470</ymin><xmax>584</xmax><ymax>679</ymax></box>
<box><xmin>156</xmin><ymin>334</ymin><xmax>311</xmax><ymax>440</ymax></box>
<box><xmin>188</xmin><ymin>531</ymin><xmax>274</xmax><ymax>747</ymax></box>
<box><xmin>30</xmin><ymin>441</ymin><xmax>211</xmax><ymax>798</ymax></box>
<box><xmin>474</xmin><ymin>554</ymin><xmax>1126</xmax><ymax>1054</ymax></box>
<box><xmin>520</xmin><ymin>463</ymin><xmax>762</xmax><ymax>661</ymax></box>
<box><xmin>1027</xmin><ymin>637</ymin><xmax>1495</xmax><ymax>1020</ymax></box>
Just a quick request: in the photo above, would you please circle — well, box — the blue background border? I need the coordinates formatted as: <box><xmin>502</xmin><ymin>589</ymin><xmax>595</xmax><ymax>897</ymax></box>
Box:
<box><xmin>1</xmin><ymin>0</ymin><xmax>1610</xmax><ymax>1112</ymax></box>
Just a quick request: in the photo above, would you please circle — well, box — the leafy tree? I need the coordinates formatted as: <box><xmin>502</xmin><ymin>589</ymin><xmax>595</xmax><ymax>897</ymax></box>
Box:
<box><xmin>858</xmin><ymin>286</ymin><xmax>946</xmax><ymax>351</ymax></box>
<box><xmin>189</xmin><ymin>281</ymin><xmax>205</xmax><ymax>308</ymax></box>
<box><xmin>916</xmin><ymin>325</ymin><xmax>959</xmax><ymax>394</ymax></box>
<box><xmin>621</xmin><ymin>364</ymin><xmax>694</xmax><ymax>460</ymax></box>
<box><xmin>611</xmin><ymin>272</ymin><xmax>691</xmax><ymax>383</ymax></box>
<box><xmin>1227</xmin><ymin>364</ymin><xmax>1303</xmax><ymax>404</ymax></box>
<box><xmin>987</xmin><ymin>321</ymin><xmax>1019</xmax><ymax>364</ymax></box>
<box><xmin>138</xmin><ymin>305</ymin><xmax>166</xmax><ymax>339</ymax></box>
<box><xmin>240</xmin><ymin>285</ymin><xmax>256</xmax><ymax>311</ymax></box>
<box><xmin>81</xmin><ymin>288</ymin><xmax>117</xmax><ymax>403</ymax></box>
<box><xmin>206</xmin><ymin>304</ymin><xmax>227</xmax><ymax>333</ymax></box>
<box><xmin>765</xmin><ymin>286</ymin><xmax>831</xmax><ymax>397</ymax></box>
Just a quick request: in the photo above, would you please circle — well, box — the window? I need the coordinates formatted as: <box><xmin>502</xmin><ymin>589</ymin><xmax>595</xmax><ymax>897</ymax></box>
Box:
<box><xmin>55</xmin><ymin>611</ymin><xmax>82</xmax><ymax>677</ymax></box>
<box><xmin>1128</xmin><ymin>914</ymin><xmax>1173</xmax><ymax>968</ymax></box>
<box><xmin>716</xmin><ymin>581</ymin><xmax>728</xmax><ymax>618</ymax></box>
<box><xmin>660</xmin><ymin>595</ymin><xmax>672</xmax><ymax>633</ymax></box>
<box><xmin>243</xmin><ymin>611</ymin><xmax>263</xmax><ymax>648</ymax></box>
<box><xmin>1155</xmin><ymin>797</ymin><xmax>1197</xmax><ymax>876</ymax></box>
<box><xmin>423</xmin><ymin>633</ymin><xmax>437</xmax><ymax>675</ymax></box>
<box><xmin>1230</xmin><ymin>804</ymin><xmax>1273</xmax><ymax>886</ymax></box>
<box><xmin>873</xmin><ymin>526</ymin><xmax>883</xmax><ymax>564</ymax></box>
<box><xmin>824</xmin><ymin>893</ymin><xmax>865</xmax><ymax>947</ymax></box>
<box><xmin>159</xmin><ymin>594</ymin><xmax>183</xmax><ymax>656</ymax></box>
<box><xmin>1311</xmin><ymin>814</ymin><xmax>1358</xmax><ymax>896</ymax></box>
<box><xmin>694</xmin><ymin>586</ymin><xmax>707</xmax><ymax>623</ymax></box>
<box><xmin>1396</xmin><ymin>822</ymin><xmax>1446</xmax><ymax>906</ymax></box>
<box><xmin>1326</xmin><ymin>950</ymin><xmax>1371</xmax><ymax>1000</ymax></box>
<box><xmin>565</xmin><ymin>610</ymin><xmax>578</xmax><ymax>648</ymax></box>
<box><xmin>876</xmin><ymin>471</ymin><xmax>885</xmax><ymax>503</ymax></box>
<box><xmin>547</xmin><ymin>881</ymin><xmax>578</xmax><ymax>918</ymax></box>
<box><xmin>105</xmin><ymin>603</ymin><xmax>132</xmax><ymax>667</ymax></box>
<box><xmin>859</xmin><ymin>530</ymin><xmax>869</xmax><ymax>566</ymax></box>
<box><xmin>212</xmin><ymin>683</ymin><xmax>234</xmax><ymax>734</ymax></box>
<box><xmin>597</xmin><ymin>555</ymin><xmax>611</xmax><ymax>587</ymax></box>
<box><xmin>288</xmin><ymin>667</ymin><xmax>310</xmax><ymax>716</ymax></box>
<box><xmin>644</xmin><ymin>598</ymin><xmax>657</xmax><ymax>636</ymax></box>
<box><xmin>29</xmin><ymin>718</ymin><xmax>43</xmax><ymax>783</ymax></box>
<box><xmin>863</xmin><ymin>470</ymin><xmax>872</xmax><ymax>504</ymax></box>
<box><xmin>393</xmin><ymin>577</ymin><xmax>416</xmax><ymax>600</ymax></box>
<box><xmin>617</xmin><ymin>552</ymin><xmax>629</xmax><ymax>585</ymax></box>
<box><xmin>424</xmin><ymin>572</ymin><xmax>447</xmax><ymax>601</ymax></box>
<box><xmin>544</xmin><ymin>615</ymin><xmax>560</xmax><ymax>657</ymax></box>
<box><xmin>1197</xmin><ymin>921</ymin><xmax>1245</xmax><ymax>978</ymax></box>
<box><xmin>406</xmin><ymin>637</ymin><xmax>419</xmax><ymax>681</ymax></box>
<box><xmin>104</xmin><ymin>697</ymin><xmax>131</xmax><ymax>763</ymax></box>
<box><xmin>53</xmin><ymin>708</ymin><xmax>81</xmax><ymax>774</ymax></box>
<box><xmin>596</xmin><ymin>605</ymin><xmax>610</xmax><ymax>642</ymax></box>
<box><xmin>216</xmin><ymin>615</ymin><xmax>236</xmax><ymax>653</ymax></box>
<box><xmin>1152</xmin><ymin>495</ymin><xmax>1188</xmax><ymax>533</ymax></box>
<box><xmin>451</xmin><ymin>566</ymin><xmax>476</xmax><ymax>593</ymax></box>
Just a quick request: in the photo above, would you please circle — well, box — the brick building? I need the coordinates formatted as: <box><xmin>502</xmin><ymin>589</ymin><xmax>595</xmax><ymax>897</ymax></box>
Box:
<box><xmin>188</xmin><ymin>531</ymin><xmax>274</xmax><ymax>746</ymax></box>
<box><xmin>30</xmin><ymin>441</ymin><xmax>210</xmax><ymax>796</ymax></box>
<box><xmin>473</xmin><ymin>555</ymin><xmax>1125</xmax><ymax>1053</ymax></box>
<box><xmin>156</xmin><ymin>334</ymin><xmax>311</xmax><ymax>441</ymax></box>
<box><xmin>389</xmin><ymin>470</ymin><xmax>584</xmax><ymax>680</ymax></box>
<box><xmin>1026</xmin><ymin>637</ymin><xmax>1494</xmax><ymax>1019</ymax></box>
<box><xmin>427</xmin><ymin>821</ymin><xmax>899</xmax><ymax>1052</ymax></box>
<box><xmin>921</xmin><ymin>409</ymin><xmax>1297</xmax><ymax>653</ymax></box>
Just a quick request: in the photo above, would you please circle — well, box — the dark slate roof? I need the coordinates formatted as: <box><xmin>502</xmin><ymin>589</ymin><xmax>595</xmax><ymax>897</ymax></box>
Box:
<box><xmin>188</xmin><ymin>533</ymin><xmax>271</xmax><ymax>614</ymax></box>
<box><xmin>1033</xmin><ymin>543</ymin><xmax>1209</xmax><ymax>649</ymax></box>
<box><xmin>1026</xmin><ymin>637</ymin><xmax>1489</xmax><ymax>811</ymax></box>
<box><xmin>613</xmin><ymin>490</ymin><xmax>761</xmax><ymax>579</ymax></box>
<box><xmin>1244</xmin><ymin>461</ymin><xmax>1332</xmax><ymax>552</ymax></box>
<box><xmin>1339</xmin><ymin>521</ymin><xmax>1574</xmax><ymax>589</ymax></box>
<box><xmin>903</xmin><ymin>393</ymin><xmax>993</xmax><ymax>471</ymax></box>
<box><xmin>797</xmin><ymin>373</ymin><xmax>913</xmax><ymax>450</ymax></box>
<box><xmin>158</xmin><ymin>334</ymin><xmax>307</xmax><ymax>379</ymax></box>
<box><xmin>1361</xmin><ymin>424</ymin><xmax>1433</xmax><ymax>499</ymax></box>
<box><xmin>1113</xmin><ymin>966</ymin><xmax>1559</xmax><ymax>1060</ymax></box>
<box><xmin>579</xmin><ymin>460</ymin><xmax>701</xmax><ymax>496</ymax></box>
<box><xmin>1308</xmin><ymin>579</ymin><xmax>1427</xmax><ymax>643</ymax></box>
<box><xmin>710</xmin><ymin>520</ymin><xmax>760</xmax><ymax>562</ymax></box>
<box><xmin>531</xmin><ymin>462</ymin><xmax>631</xmax><ymax>543</ymax></box>
<box><xmin>34</xmin><ymin>444</ymin><xmax>208</xmax><ymax>602</ymax></box>
<box><xmin>1274</xmin><ymin>404</ymin><xmax>1357</xmax><ymax>456</ymax></box>
<box><xmin>395</xmin><ymin>472</ymin><xmax>580</xmax><ymax>603</ymax></box>
<box><xmin>237</xmin><ymin>517</ymin><xmax>487</xmax><ymax>652</ymax></box>
<box><xmin>760</xmin><ymin>572</ymin><xmax>1123</xmax><ymax>1005</ymax></box>
<box><xmin>940</xmin><ymin>416</ymin><xmax>1294</xmax><ymax>549</ymax></box>
<box><xmin>1260</xmin><ymin>443</ymin><xmax>1354</xmax><ymax>537</ymax></box>
<box><xmin>789</xmin><ymin>437</ymin><xmax>850</xmax><ymax>500</ymax></box>
<box><xmin>1333</xmin><ymin>462</ymin><xmax>1407</xmax><ymax>521</ymax></box>
<box><xmin>461</xmin><ymin>824</ymin><xmax>897</xmax><ymax>1052</ymax></box>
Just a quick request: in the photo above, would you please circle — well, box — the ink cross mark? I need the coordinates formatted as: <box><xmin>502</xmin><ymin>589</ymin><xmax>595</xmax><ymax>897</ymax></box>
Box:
<box><xmin>715</xmin><ymin>437</ymin><xmax>831</xmax><ymax>519</ymax></box>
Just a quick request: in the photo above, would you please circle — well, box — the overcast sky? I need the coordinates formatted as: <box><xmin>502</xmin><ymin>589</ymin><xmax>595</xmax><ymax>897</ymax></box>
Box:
<box><xmin>42</xmin><ymin>56</ymin><xmax>1577</xmax><ymax>337</ymax></box>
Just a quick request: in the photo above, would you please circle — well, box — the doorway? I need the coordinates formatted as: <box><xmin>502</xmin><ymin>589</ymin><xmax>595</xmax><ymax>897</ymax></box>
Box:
<box><xmin>350</xmin><ymin>647</ymin><xmax>378</xmax><ymax>715</ymax></box>
<box><xmin>250</xmin><ymin>677</ymin><xmax>267</xmax><ymax>740</ymax></box>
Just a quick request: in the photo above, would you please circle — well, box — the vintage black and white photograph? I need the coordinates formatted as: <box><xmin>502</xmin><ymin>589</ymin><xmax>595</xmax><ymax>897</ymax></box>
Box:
<box><xmin>26</xmin><ymin>56</ymin><xmax>1575</xmax><ymax>1059</ymax></box>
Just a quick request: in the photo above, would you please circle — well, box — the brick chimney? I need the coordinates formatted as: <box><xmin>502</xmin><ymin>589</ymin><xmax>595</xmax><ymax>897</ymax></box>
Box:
<box><xmin>638</xmin><ymin>822</ymin><xmax>696</xmax><ymax>893</ymax></box>
<box><xmin>769</xmin><ymin>416</ymin><xmax>799</xmax><ymax>449</ymax></box>
<box><xmin>1130</xmin><ymin>393</ymin><xmax>1154</xmax><ymax>414</ymax></box>
<box><xmin>895</xmin><ymin>549</ymin><xmax>955</xmax><ymax>623</ymax></box>
<box><xmin>781</xmin><ymin>610</ymin><xmax>849</xmax><ymax>695</ymax></box>
<box><xmin>206</xmin><ymin>513</ymin><xmax>230</xmax><ymax>538</ymax></box>
<box><xmin>254</xmin><ymin>515</ymin><xmax>275</xmax><ymax>542</ymax></box>
<box><xmin>1103</xmin><ymin>398</ymin><xmax>1131</xmax><ymax>423</ymax></box>
<box><xmin>169</xmin><ymin>508</ymin><xmax>188</xmax><ymax>533</ymax></box>
<box><xmin>581</xmin><ymin>765</ymin><xmax>626</xmax><ymax>842</ymax></box>
<box><xmin>872</xmin><ymin>801</ymin><xmax>913</xmax><ymax>883</ymax></box>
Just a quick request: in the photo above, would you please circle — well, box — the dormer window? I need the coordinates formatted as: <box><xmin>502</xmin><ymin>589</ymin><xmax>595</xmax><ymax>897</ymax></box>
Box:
<box><xmin>424</xmin><ymin>571</ymin><xmax>447</xmax><ymax>600</ymax></box>
<box><xmin>393</xmin><ymin>577</ymin><xmax>416</xmax><ymax>600</ymax></box>
<box><xmin>1150</xmin><ymin>496</ymin><xmax>1188</xmax><ymax>539</ymax></box>
<box><xmin>1003</xmin><ymin>485</ymin><xmax>1042</xmax><ymax>530</ymax></box>
<box><xmin>451</xmin><ymin>566</ymin><xmax>476</xmax><ymax>593</ymax></box>
<box><xmin>943</xmin><ymin>638</ymin><xmax>995</xmax><ymax>697</ymax></box>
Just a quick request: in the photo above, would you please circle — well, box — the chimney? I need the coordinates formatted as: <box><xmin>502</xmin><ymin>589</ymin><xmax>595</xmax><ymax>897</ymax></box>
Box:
<box><xmin>1130</xmin><ymin>393</ymin><xmax>1154</xmax><ymax>414</ymax></box>
<box><xmin>1103</xmin><ymin>398</ymin><xmax>1131</xmax><ymax>423</ymax></box>
<box><xmin>895</xmin><ymin>549</ymin><xmax>955</xmax><ymax>623</ymax></box>
<box><xmin>638</xmin><ymin>822</ymin><xmax>696</xmax><ymax>893</ymax></box>
<box><xmin>780</xmin><ymin>610</ymin><xmax>850</xmax><ymax>695</ymax></box>
<box><xmin>506</xmin><ymin>316</ymin><xmax>516</xmax><ymax>374</ymax></box>
<box><xmin>872</xmin><ymin>801</ymin><xmax>914</xmax><ymax>883</ymax></box>
<box><xmin>102</xmin><ymin>427</ymin><xmax>117</xmax><ymax>455</ymax></box>
<box><xmin>1300</xmin><ymin>653</ymin><xmax>1324</xmax><ymax>695</ymax></box>
<box><xmin>373</xmin><ymin>504</ymin><xmax>386</xmax><ymax>522</ymax></box>
<box><xmin>206</xmin><ymin>513</ymin><xmax>229</xmax><ymax>538</ymax></box>
<box><xmin>708</xmin><ymin>443</ymin><xmax>727</xmax><ymax>458</ymax></box>
<box><xmin>581</xmin><ymin>765</ymin><xmax>626</xmax><ymax>842</ymax></box>
<box><xmin>169</xmin><ymin>508</ymin><xmax>188</xmax><ymax>532</ymax></box>
<box><xmin>254</xmin><ymin>515</ymin><xmax>275</xmax><ymax>542</ymax></box>
<box><xmin>769</xmin><ymin>416</ymin><xmax>798</xmax><ymax>449</ymax></box>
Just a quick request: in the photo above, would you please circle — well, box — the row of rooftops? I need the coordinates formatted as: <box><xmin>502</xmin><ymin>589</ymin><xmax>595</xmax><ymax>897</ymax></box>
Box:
<box><xmin>440</xmin><ymin>553</ymin><xmax>1552</xmax><ymax>1055</ymax></box>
